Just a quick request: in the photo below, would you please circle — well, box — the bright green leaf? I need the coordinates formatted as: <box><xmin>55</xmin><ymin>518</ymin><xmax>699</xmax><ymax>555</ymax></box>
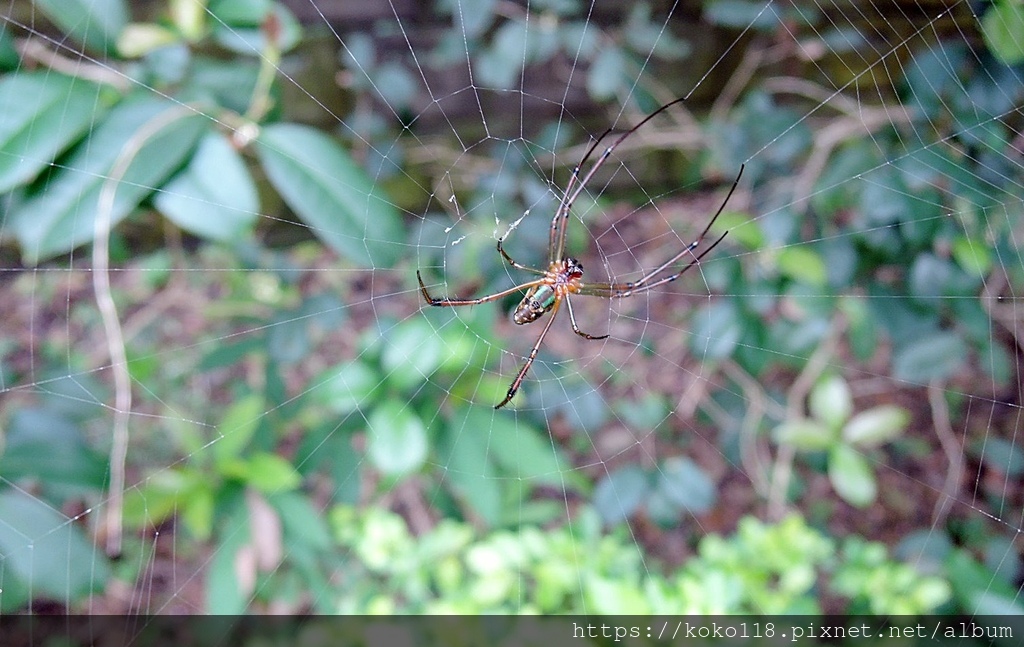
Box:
<box><xmin>256</xmin><ymin>123</ymin><xmax>404</xmax><ymax>266</ymax></box>
<box><xmin>776</xmin><ymin>246</ymin><xmax>827</xmax><ymax>286</ymax></box>
<box><xmin>828</xmin><ymin>445</ymin><xmax>877</xmax><ymax>507</ymax></box>
<box><xmin>380</xmin><ymin>318</ymin><xmax>445</xmax><ymax>390</ymax></box>
<box><xmin>212</xmin><ymin>394</ymin><xmax>264</xmax><ymax>466</ymax></box>
<box><xmin>710</xmin><ymin>211</ymin><xmax>763</xmax><ymax>249</ymax></box>
<box><xmin>310</xmin><ymin>361</ymin><xmax>382</xmax><ymax>414</ymax></box>
<box><xmin>951</xmin><ymin>236</ymin><xmax>992</xmax><ymax>277</ymax></box>
<box><xmin>366</xmin><ymin>402</ymin><xmax>428</xmax><ymax>476</ymax></box>
<box><xmin>35</xmin><ymin>0</ymin><xmax>127</xmax><ymax>53</ymax></box>
<box><xmin>484</xmin><ymin>413</ymin><xmax>568</xmax><ymax>486</ymax></box>
<box><xmin>10</xmin><ymin>98</ymin><xmax>207</xmax><ymax>263</ymax></box>
<box><xmin>0</xmin><ymin>73</ymin><xmax>108</xmax><ymax>193</ymax></box>
<box><xmin>773</xmin><ymin>418</ymin><xmax>836</xmax><ymax>452</ymax></box>
<box><xmin>0</xmin><ymin>490</ymin><xmax>110</xmax><ymax>600</ymax></box>
<box><xmin>117</xmin><ymin>22</ymin><xmax>179</xmax><ymax>57</ymax></box>
<box><xmin>180</xmin><ymin>483</ymin><xmax>215</xmax><ymax>541</ymax></box>
<box><xmin>242</xmin><ymin>452</ymin><xmax>302</xmax><ymax>492</ymax></box>
<box><xmin>842</xmin><ymin>405</ymin><xmax>909</xmax><ymax>447</ymax></box>
<box><xmin>808</xmin><ymin>375</ymin><xmax>852</xmax><ymax>430</ymax></box>
<box><xmin>982</xmin><ymin>1</ymin><xmax>1024</xmax><ymax>66</ymax></box>
<box><xmin>155</xmin><ymin>132</ymin><xmax>259</xmax><ymax>241</ymax></box>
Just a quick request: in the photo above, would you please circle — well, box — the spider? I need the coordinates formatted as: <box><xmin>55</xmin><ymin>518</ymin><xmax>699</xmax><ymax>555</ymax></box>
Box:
<box><xmin>417</xmin><ymin>97</ymin><xmax>744</xmax><ymax>409</ymax></box>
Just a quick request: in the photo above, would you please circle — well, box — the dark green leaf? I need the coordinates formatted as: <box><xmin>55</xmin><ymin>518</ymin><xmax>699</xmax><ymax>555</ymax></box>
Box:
<box><xmin>155</xmin><ymin>132</ymin><xmax>259</xmax><ymax>241</ymax></box>
<box><xmin>892</xmin><ymin>331</ymin><xmax>967</xmax><ymax>383</ymax></box>
<box><xmin>971</xmin><ymin>437</ymin><xmax>1024</xmax><ymax>477</ymax></box>
<box><xmin>587</xmin><ymin>46</ymin><xmax>625</xmax><ymax>100</ymax></box>
<box><xmin>0</xmin><ymin>490</ymin><xmax>110</xmax><ymax>600</ymax></box>
<box><xmin>656</xmin><ymin>457</ymin><xmax>716</xmax><ymax>515</ymax></box>
<box><xmin>689</xmin><ymin>300</ymin><xmax>743</xmax><ymax>359</ymax></box>
<box><xmin>593</xmin><ymin>465</ymin><xmax>650</xmax><ymax>525</ymax></box>
<box><xmin>256</xmin><ymin>123</ymin><xmax>404</xmax><ymax>266</ymax></box>
<box><xmin>366</xmin><ymin>402</ymin><xmax>427</xmax><ymax>476</ymax></box>
<box><xmin>210</xmin><ymin>0</ymin><xmax>274</xmax><ymax>24</ymax></box>
<box><xmin>828</xmin><ymin>444</ymin><xmax>876</xmax><ymax>507</ymax></box>
<box><xmin>0</xmin><ymin>73</ymin><xmax>109</xmax><ymax>193</ymax></box>
<box><xmin>0</xmin><ymin>408</ymin><xmax>107</xmax><ymax>491</ymax></box>
<box><xmin>35</xmin><ymin>0</ymin><xmax>127</xmax><ymax>53</ymax></box>
<box><xmin>438</xmin><ymin>415</ymin><xmax>502</xmax><ymax>526</ymax></box>
<box><xmin>483</xmin><ymin>412</ymin><xmax>568</xmax><ymax>486</ymax></box>
<box><xmin>212</xmin><ymin>3</ymin><xmax>302</xmax><ymax>54</ymax></box>
<box><xmin>270</xmin><ymin>491</ymin><xmax>332</xmax><ymax>551</ymax></box>
<box><xmin>10</xmin><ymin>98</ymin><xmax>207</xmax><ymax>263</ymax></box>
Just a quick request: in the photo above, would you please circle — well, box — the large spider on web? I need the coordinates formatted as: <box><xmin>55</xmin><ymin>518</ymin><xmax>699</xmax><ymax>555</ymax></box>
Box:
<box><xmin>417</xmin><ymin>97</ymin><xmax>744</xmax><ymax>409</ymax></box>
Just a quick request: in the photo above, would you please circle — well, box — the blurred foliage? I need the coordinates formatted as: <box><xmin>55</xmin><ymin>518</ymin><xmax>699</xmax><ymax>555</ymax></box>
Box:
<box><xmin>0</xmin><ymin>0</ymin><xmax>1021</xmax><ymax>616</ymax></box>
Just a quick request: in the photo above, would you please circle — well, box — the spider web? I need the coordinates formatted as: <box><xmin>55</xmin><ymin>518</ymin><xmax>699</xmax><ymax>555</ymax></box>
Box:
<box><xmin>0</xmin><ymin>0</ymin><xmax>1022</xmax><ymax>615</ymax></box>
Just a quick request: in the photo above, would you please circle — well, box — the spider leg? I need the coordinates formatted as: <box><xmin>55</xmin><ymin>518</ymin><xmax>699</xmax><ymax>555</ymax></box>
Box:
<box><xmin>577</xmin><ymin>230</ymin><xmax>729</xmax><ymax>297</ymax></box>
<box><xmin>495</xmin><ymin>298</ymin><xmax>562</xmax><ymax>409</ymax></box>
<box><xmin>497</xmin><ymin>239</ymin><xmax>546</xmax><ymax>275</ymax></box>
<box><xmin>550</xmin><ymin>97</ymin><xmax>690</xmax><ymax>264</ymax></box>
<box><xmin>564</xmin><ymin>295</ymin><xmax>609</xmax><ymax>340</ymax></box>
<box><xmin>417</xmin><ymin>270</ymin><xmax>546</xmax><ymax>307</ymax></box>
<box><xmin>575</xmin><ymin>164</ymin><xmax>743</xmax><ymax>298</ymax></box>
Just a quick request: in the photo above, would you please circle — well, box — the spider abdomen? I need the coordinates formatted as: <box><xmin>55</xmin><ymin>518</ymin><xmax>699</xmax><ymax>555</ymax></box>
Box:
<box><xmin>514</xmin><ymin>285</ymin><xmax>555</xmax><ymax>324</ymax></box>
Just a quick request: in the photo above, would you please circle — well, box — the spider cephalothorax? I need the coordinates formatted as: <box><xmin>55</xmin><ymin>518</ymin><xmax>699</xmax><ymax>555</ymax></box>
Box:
<box><xmin>513</xmin><ymin>258</ymin><xmax>585</xmax><ymax>325</ymax></box>
<box><xmin>416</xmin><ymin>97</ymin><xmax>744</xmax><ymax>408</ymax></box>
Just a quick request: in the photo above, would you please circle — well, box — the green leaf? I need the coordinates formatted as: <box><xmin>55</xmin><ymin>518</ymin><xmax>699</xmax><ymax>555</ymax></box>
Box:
<box><xmin>438</xmin><ymin>417</ymin><xmax>502</xmax><ymax>526</ymax></box>
<box><xmin>710</xmin><ymin>211</ymin><xmax>764</xmax><ymax>250</ymax></box>
<box><xmin>0</xmin><ymin>490</ymin><xmax>110</xmax><ymax>600</ymax></box>
<box><xmin>971</xmin><ymin>437</ymin><xmax>1024</xmax><ymax>477</ymax></box>
<box><xmin>892</xmin><ymin>331</ymin><xmax>968</xmax><ymax>383</ymax></box>
<box><xmin>212</xmin><ymin>2</ymin><xmax>302</xmax><ymax>54</ymax></box>
<box><xmin>9</xmin><ymin>98</ymin><xmax>207</xmax><ymax>263</ymax></box>
<box><xmin>35</xmin><ymin>0</ymin><xmax>127</xmax><ymax>53</ymax></box>
<box><xmin>0</xmin><ymin>408</ymin><xmax>108</xmax><ymax>491</ymax></box>
<box><xmin>241</xmin><ymin>452</ymin><xmax>302</xmax><ymax>492</ymax></box>
<box><xmin>593</xmin><ymin>466</ymin><xmax>650</xmax><ymax>525</ymax></box>
<box><xmin>808</xmin><ymin>375</ymin><xmax>852</xmax><ymax>430</ymax></box>
<box><xmin>212</xmin><ymin>394</ymin><xmax>264</xmax><ymax>465</ymax></box>
<box><xmin>842</xmin><ymin>405</ymin><xmax>909</xmax><ymax>448</ymax></box>
<box><xmin>366</xmin><ymin>402</ymin><xmax>428</xmax><ymax>476</ymax></box>
<box><xmin>689</xmin><ymin>300</ymin><xmax>744</xmax><ymax>359</ymax></box>
<box><xmin>776</xmin><ymin>246</ymin><xmax>827</xmax><ymax>286</ymax></box>
<box><xmin>484</xmin><ymin>413</ymin><xmax>568</xmax><ymax>486</ymax></box>
<box><xmin>155</xmin><ymin>132</ymin><xmax>259</xmax><ymax>241</ymax></box>
<box><xmin>951</xmin><ymin>236</ymin><xmax>992</xmax><ymax>277</ymax></box>
<box><xmin>180</xmin><ymin>483</ymin><xmax>215</xmax><ymax>541</ymax></box>
<box><xmin>587</xmin><ymin>46</ymin><xmax>625</xmax><ymax>100</ymax></box>
<box><xmin>205</xmin><ymin>501</ymin><xmax>250</xmax><ymax>613</ymax></box>
<box><xmin>828</xmin><ymin>445</ymin><xmax>876</xmax><ymax>507</ymax></box>
<box><xmin>982</xmin><ymin>1</ymin><xmax>1024</xmax><ymax>66</ymax></box>
<box><xmin>270</xmin><ymin>491</ymin><xmax>332</xmax><ymax>550</ymax></box>
<box><xmin>310</xmin><ymin>361</ymin><xmax>382</xmax><ymax>414</ymax></box>
<box><xmin>656</xmin><ymin>457</ymin><xmax>716</xmax><ymax>515</ymax></box>
<box><xmin>773</xmin><ymin>418</ymin><xmax>836</xmax><ymax>452</ymax></box>
<box><xmin>0</xmin><ymin>73</ymin><xmax>108</xmax><ymax>193</ymax></box>
<box><xmin>380</xmin><ymin>318</ymin><xmax>445</xmax><ymax>391</ymax></box>
<box><xmin>256</xmin><ymin>122</ymin><xmax>404</xmax><ymax>266</ymax></box>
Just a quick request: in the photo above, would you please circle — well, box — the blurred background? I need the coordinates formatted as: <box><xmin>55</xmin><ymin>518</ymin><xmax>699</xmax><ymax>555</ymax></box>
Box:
<box><xmin>0</xmin><ymin>0</ymin><xmax>1022</xmax><ymax>614</ymax></box>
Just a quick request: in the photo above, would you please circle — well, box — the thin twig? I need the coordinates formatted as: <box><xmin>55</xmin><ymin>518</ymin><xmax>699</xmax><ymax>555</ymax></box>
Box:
<box><xmin>16</xmin><ymin>38</ymin><xmax>130</xmax><ymax>90</ymax></box>
<box><xmin>929</xmin><ymin>379</ymin><xmax>962</xmax><ymax>525</ymax></box>
<box><xmin>767</xmin><ymin>313</ymin><xmax>846</xmax><ymax>519</ymax></box>
<box><xmin>94</xmin><ymin>105</ymin><xmax>196</xmax><ymax>557</ymax></box>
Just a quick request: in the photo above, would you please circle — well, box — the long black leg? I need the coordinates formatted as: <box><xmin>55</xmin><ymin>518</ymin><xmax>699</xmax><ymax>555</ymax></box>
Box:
<box><xmin>549</xmin><ymin>97</ymin><xmax>690</xmax><ymax>264</ymax></box>
<box><xmin>495</xmin><ymin>298</ymin><xmax>563</xmax><ymax>409</ymax></box>
<box><xmin>564</xmin><ymin>296</ymin><xmax>609</xmax><ymax>340</ymax></box>
<box><xmin>417</xmin><ymin>271</ymin><xmax>545</xmax><ymax>307</ymax></box>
